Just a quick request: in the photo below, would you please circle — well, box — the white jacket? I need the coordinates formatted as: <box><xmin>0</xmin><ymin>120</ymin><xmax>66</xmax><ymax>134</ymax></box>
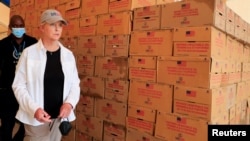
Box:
<box><xmin>12</xmin><ymin>39</ymin><xmax>80</xmax><ymax>126</ymax></box>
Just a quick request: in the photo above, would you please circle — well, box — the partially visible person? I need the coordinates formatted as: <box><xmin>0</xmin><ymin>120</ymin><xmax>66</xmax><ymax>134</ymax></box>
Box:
<box><xmin>12</xmin><ymin>9</ymin><xmax>80</xmax><ymax>141</ymax></box>
<box><xmin>0</xmin><ymin>15</ymin><xmax>38</xmax><ymax>141</ymax></box>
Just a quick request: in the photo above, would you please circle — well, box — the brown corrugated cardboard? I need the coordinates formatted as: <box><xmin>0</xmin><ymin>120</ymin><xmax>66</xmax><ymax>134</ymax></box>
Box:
<box><xmin>128</xmin><ymin>104</ymin><xmax>157</xmax><ymax>122</ymax></box>
<box><xmin>133</xmin><ymin>5</ymin><xmax>161</xmax><ymax>31</ymax></box>
<box><xmin>129</xmin><ymin>56</ymin><xmax>157</xmax><ymax>69</ymax></box>
<box><xmin>173</xmin><ymin>85</ymin><xmax>226</xmax><ymax>121</ymax></box>
<box><xmin>105</xmin><ymin>35</ymin><xmax>130</xmax><ymax>57</ymax></box>
<box><xmin>76</xmin><ymin>95</ymin><xmax>95</xmax><ymax>116</ymax></box>
<box><xmin>94</xmin><ymin>56</ymin><xmax>128</xmax><ymax>80</ymax></box>
<box><xmin>225</xmin><ymin>6</ymin><xmax>235</xmax><ymax>36</ymax></box>
<box><xmin>157</xmin><ymin>56</ymin><xmax>223</xmax><ymax>88</ymax></box>
<box><xmin>126</xmin><ymin>128</ymin><xmax>164</xmax><ymax>141</ymax></box>
<box><xmin>65</xmin><ymin>8</ymin><xmax>81</xmax><ymax>20</ymax></box>
<box><xmin>161</xmin><ymin>0</ymin><xmax>226</xmax><ymax>31</ymax></box>
<box><xmin>97</xmin><ymin>11</ymin><xmax>132</xmax><ymax>35</ymax></box>
<box><xmin>63</xmin><ymin>18</ymin><xmax>80</xmax><ymax>37</ymax></box>
<box><xmin>130</xmin><ymin>29</ymin><xmax>173</xmax><ymax>56</ymax></box>
<box><xmin>79</xmin><ymin>16</ymin><xmax>98</xmax><ymax>27</ymax></box>
<box><xmin>104</xmin><ymin>78</ymin><xmax>129</xmax><ymax>103</ymax></box>
<box><xmin>155</xmin><ymin>112</ymin><xmax>208</xmax><ymax>141</ymax></box>
<box><xmin>81</xmin><ymin>0</ymin><xmax>109</xmax><ymax>17</ymax></box>
<box><xmin>129</xmin><ymin>67</ymin><xmax>157</xmax><ymax>82</ymax></box>
<box><xmin>80</xmin><ymin>76</ymin><xmax>105</xmax><ymax>98</ymax></box>
<box><xmin>76</xmin><ymin>55</ymin><xmax>95</xmax><ymax>77</ymax></box>
<box><xmin>126</xmin><ymin>116</ymin><xmax>155</xmax><ymax>135</ymax></box>
<box><xmin>103</xmin><ymin>121</ymin><xmax>126</xmax><ymax>138</ymax></box>
<box><xmin>65</xmin><ymin>0</ymin><xmax>81</xmax><ymax>11</ymax></box>
<box><xmin>95</xmin><ymin>98</ymin><xmax>127</xmax><ymax>126</ymax></box>
<box><xmin>75</xmin><ymin>131</ymin><xmax>92</xmax><ymax>141</ymax></box>
<box><xmin>75</xmin><ymin>114</ymin><xmax>103</xmax><ymax>141</ymax></box>
<box><xmin>128</xmin><ymin>80</ymin><xmax>173</xmax><ymax>113</ymax></box>
<box><xmin>173</xmin><ymin>26</ymin><xmax>226</xmax><ymax>59</ymax></box>
<box><xmin>77</xmin><ymin>35</ymin><xmax>105</xmax><ymax>56</ymax></box>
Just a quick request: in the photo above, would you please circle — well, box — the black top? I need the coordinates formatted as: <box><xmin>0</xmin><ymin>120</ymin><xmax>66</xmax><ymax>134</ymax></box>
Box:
<box><xmin>44</xmin><ymin>48</ymin><xmax>64</xmax><ymax>118</ymax></box>
<box><xmin>0</xmin><ymin>34</ymin><xmax>37</xmax><ymax>89</ymax></box>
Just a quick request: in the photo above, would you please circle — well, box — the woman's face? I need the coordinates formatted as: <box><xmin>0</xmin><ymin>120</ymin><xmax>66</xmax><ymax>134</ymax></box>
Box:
<box><xmin>40</xmin><ymin>21</ymin><xmax>63</xmax><ymax>41</ymax></box>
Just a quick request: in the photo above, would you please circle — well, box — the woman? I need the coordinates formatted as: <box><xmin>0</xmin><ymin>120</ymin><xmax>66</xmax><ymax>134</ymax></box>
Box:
<box><xmin>12</xmin><ymin>9</ymin><xmax>80</xmax><ymax>141</ymax></box>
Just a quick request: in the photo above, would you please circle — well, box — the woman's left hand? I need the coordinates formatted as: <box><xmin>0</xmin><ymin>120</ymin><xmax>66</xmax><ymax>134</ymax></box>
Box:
<box><xmin>58</xmin><ymin>103</ymin><xmax>73</xmax><ymax>118</ymax></box>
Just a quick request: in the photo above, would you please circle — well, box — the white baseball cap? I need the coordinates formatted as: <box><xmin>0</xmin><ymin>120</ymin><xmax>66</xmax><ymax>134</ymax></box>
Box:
<box><xmin>40</xmin><ymin>9</ymin><xmax>67</xmax><ymax>25</ymax></box>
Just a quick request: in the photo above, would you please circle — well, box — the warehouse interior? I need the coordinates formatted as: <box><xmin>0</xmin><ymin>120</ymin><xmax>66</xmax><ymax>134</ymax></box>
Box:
<box><xmin>0</xmin><ymin>0</ymin><xmax>250</xmax><ymax>141</ymax></box>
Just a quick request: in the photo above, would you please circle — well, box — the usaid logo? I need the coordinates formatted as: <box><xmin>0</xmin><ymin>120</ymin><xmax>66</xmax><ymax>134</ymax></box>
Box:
<box><xmin>50</xmin><ymin>12</ymin><xmax>60</xmax><ymax>17</ymax></box>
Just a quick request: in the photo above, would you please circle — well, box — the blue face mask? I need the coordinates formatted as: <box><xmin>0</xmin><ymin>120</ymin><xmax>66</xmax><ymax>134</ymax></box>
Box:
<box><xmin>12</xmin><ymin>28</ymin><xmax>26</xmax><ymax>38</ymax></box>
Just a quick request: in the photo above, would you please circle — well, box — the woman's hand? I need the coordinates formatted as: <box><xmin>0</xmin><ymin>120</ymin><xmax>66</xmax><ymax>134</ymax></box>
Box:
<box><xmin>34</xmin><ymin>108</ymin><xmax>51</xmax><ymax>123</ymax></box>
<box><xmin>58</xmin><ymin>103</ymin><xmax>73</xmax><ymax>118</ymax></box>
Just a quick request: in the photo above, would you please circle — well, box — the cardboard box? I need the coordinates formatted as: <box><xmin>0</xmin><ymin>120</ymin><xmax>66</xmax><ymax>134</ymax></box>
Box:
<box><xmin>155</xmin><ymin>112</ymin><xmax>208</xmax><ymax>141</ymax></box>
<box><xmin>65</xmin><ymin>8</ymin><xmax>81</xmax><ymax>20</ymax></box>
<box><xmin>80</xmin><ymin>16</ymin><xmax>98</xmax><ymax>27</ymax></box>
<box><xmin>128</xmin><ymin>80</ymin><xmax>173</xmax><ymax>113</ymax></box>
<box><xmin>243</xmin><ymin>45</ymin><xmax>250</xmax><ymax>63</ymax></box>
<box><xmin>97</xmin><ymin>11</ymin><xmax>132</xmax><ymax>35</ymax></box>
<box><xmin>131</xmin><ymin>0</ymin><xmax>157</xmax><ymax>9</ymax></box>
<box><xmin>126</xmin><ymin>128</ymin><xmax>163</xmax><ymax>141</ymax></box>
<box><xmin>161</xmin><ymin>0</ymin><xmax>226</xmax><ymax>31</ymax></box>
<box><xmin>129</xmin><ymin>56</ymin><xmax>157</xmax><ymax>69</ymax></box>
<box><xmin>128</xmin><ymin>104</ymin><xmax>156</xmax><ymax>122</ymax></box>
<box><xmin>105</xmin><ymin>34</ymin><xmax>130</xmax><ymax>57</ymax></box>
<box><xmin>61</xmin><ymin>128</ymin><xmax>75</xmax><ymax>141</ymax></box>
<box><xmin>54</xmin><ymin>4</ymin><xmax>66</xmax><ymax>18</ymax></box>
<box><xmin>35</xmin><ymin>0</ymin><xmax>48</xmax><ymax>9</ymax></box>
<box><xmin>130</xmin><ymin>29</ymin><xmax>173</xmax><ymax>56</ymax></box>
<box><xmin>77</xmin><ymin>35</ymin><xmax>105</xmax><ymax>56</ymax></box>
<box><xmin>81</xmin><ymin>0</ymin><xmax>109</xmax><ymax>17</ymax></box>
<box><xmin>228</xmin><ymin>72</ymin><xmax>241</xmax><ymax>84</ymax></box>
<box><xmin>48</xmin><ymin>0</ymin><xmax>59</xmax><ymax>7</ymax></box>
<box><xmin>76</xmin><ymin>55</ymin><xmax>95</xmax><ymax>77</ymax></box>
<box><xmin>173</xmin><ymin>85</ymin><xmax>226</xmax><ymax>121</ymax></box>
<box><xmin>80</xmin><ymin>76</ymin><xmax>105</xmax><ymax>98</ymax></box>
<box><xmin>25</xmin><ymin>11</ymin><xmax>38</xmax><ymax>27</ymax></box>
<box><xmin>236</xmin><ymin>82</ymin><xmax>247</xmax><ymax>104</ymax></box>
<box><xmin>103</xmin><ymin>121</ymin><xmax>126</xmax><ymax>139</ymax></box>
<box><xmin>65</xmin><ymin>0</ymin><xmax>81</xmax><ymax>11</ymax></box>
<box><xmin>78</xmin><ymin>26</ymin><xmax>97</xmax><ymax>36</ymax></box>
<box><xmin>104</xmin><ymin>78</ymin><xmax>129</xmax><ymax>103</ymax></box>
<box><xmin>126</xmin><ymin>117</ymin><xmax>155</xmax><ymax>135</ymax></box>
<box><xmin>234</xmin><ymin>13</ymin><xmax>242</xmax><ymax>41</ymax></box>
<box><xmin>76</xmin><ymin>95</ymin><xmax>95</xmax><ymax>116</ymax></box>
<box><xmin>248</xmin><ymin>24</ymin><xmax>250</xmax><ymax>44</ymax></box>
<box><xmin>209</xmin><ymin>110</ymin><xmax>229</xmax><ymax>125</ymax></box>
<box><xmin>76</xmin><ymin>114</ymin><xmax>103</xmax><ymax>141</ymax></box>
<box><xmin>75</xmin><ymin>131</ymin><xmax>92</xmax><ymax>141</ymax></box>
<box><xmin>59</xmin><ymin>0</ymin><xmax>70</xmax><ymax>4</ymax></box>
<box><xmin>94</xmin><ymin>56</ymin><xmax>128</xmax><ymax>80</ymax></box>
<box><xmin>157</xmin><ymin>56</ymin><xmax>222</xmax><ymax>88</ymax></box>
<box><xmin>173</xmin><ymin>26</ymin><xmax>226</xmax><ymax>59</ymax></box>
<box><xmin>129</xmin><ymin>67</ymin><xmax>157</xmax><ymax>82</ymax></box>
<box><xmin>157</xmin><ymin>0</ymin><xmax>182</xmax><ymax>5</ymax></box>
<box><xmin>225</xmin><ymin>6</ymin><xmax>235</xmax><ymax>36</ymax></box>
<box><xmin>95</xmin><ymin>98</ymin><xmax>127</xmax><ymax>126</ymax></box>
<box><xmin>63</xmin><ymin>18</ymin><xmax>79</xmax><ymax>37</ymax></box>
<box><xmin>60</xmin><ymin>36</ymin><xmax>78</xmax><ymax>55</ymax></box>
<box><xmin>242</xmin><ymin>20</ymin><xmax>248</xmax><ymax>42</ymax></box>
<box><xmin>133</xmin><ymin>5</ymin><xmax>161</xmax><ymax>31</ymax></box>
<box><xmin>223</xmin><ymin>84</ymin><xmax>236</xmax><ymax>109</ymax></box>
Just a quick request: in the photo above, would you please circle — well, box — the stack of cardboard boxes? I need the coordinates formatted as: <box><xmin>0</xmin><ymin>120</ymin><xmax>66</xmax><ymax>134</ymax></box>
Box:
<box><xmin>9</xmin><ymin>0</ymin><xmax>250</xmax><ymax>141</ymax></box>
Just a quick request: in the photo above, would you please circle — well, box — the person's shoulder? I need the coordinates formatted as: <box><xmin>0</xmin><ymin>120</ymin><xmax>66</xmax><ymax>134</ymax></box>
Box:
<box><xmin>0</xmin><ymin>35</ymin><xmax>11</xmax><ymax>43</ymax></box>
<box><xmin>24</xmin><ymin>34</ymin><xmax>38</xmax><ymax>42</ymax></box>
